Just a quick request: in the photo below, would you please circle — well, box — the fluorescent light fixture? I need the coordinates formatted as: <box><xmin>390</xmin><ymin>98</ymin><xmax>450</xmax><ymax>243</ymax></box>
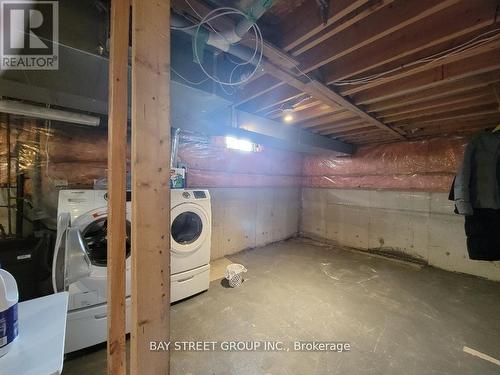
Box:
<box><xmin>283</xmin><ymin>108</ymin><xmax>294</xmax><ymax>123</ymax></box>
<box><xmin>225</xmin><ymin>136</ymin><xmax>255</xmax><ymax>152</ymax></box>
<box><xmin>0</xmin><ymin>100</ymin><xmax>100</xmax><ymax>126</ymax></box>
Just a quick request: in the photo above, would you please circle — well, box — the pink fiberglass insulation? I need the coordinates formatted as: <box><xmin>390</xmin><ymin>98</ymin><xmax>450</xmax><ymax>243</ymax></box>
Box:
<box><xmin>302</xmin><ymin>136</ymin><xmax>469</xmax><ymax>192</ymax></box>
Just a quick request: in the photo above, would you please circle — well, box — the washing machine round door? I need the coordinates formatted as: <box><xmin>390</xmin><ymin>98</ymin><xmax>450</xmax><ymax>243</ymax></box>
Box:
<box><xmin>171</xmin><ymin>203</ymin><xmax>209</xmax><ymax>254</ymax></box>
<box><xmin>73</xmin><ymin>208</ymin><xmax>132</xmax><ymax>267</ymax></box>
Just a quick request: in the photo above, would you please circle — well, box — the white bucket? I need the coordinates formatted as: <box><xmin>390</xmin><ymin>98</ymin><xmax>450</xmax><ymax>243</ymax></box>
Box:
<box><xmin>0</xmin><ymin>268</ymin><xmax>19</xmax><ymax>357</ymax></box>
<box><xmin>225</xmin><ymin>264</ymin><xmax>247</xmax><ymax>288</ymax></box>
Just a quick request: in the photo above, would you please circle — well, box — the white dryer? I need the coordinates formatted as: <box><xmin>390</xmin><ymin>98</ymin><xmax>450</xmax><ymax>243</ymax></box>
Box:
<box><xmin>53</xmin><ymin>189</ymin><xmax>132</xmax><ymax>353</ymax></box>
<box><xmin>170</xmin><ymin>189</ymin><xmax>211</xmax><ymax>302</ymax></box>
<box><xmin>53</xmin><ymin>188</ymin><xmax>212</xmax><ymax>352</ymax></box>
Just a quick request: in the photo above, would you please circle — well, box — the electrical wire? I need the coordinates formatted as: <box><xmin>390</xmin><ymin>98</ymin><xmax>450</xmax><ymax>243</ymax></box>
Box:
<box><xmin>171</xmin><ymin>6</ymin><xmax>264</xmax><ymax>87</ymax></box>
<box><xmin>171</xmin><ymin>67</ymin><xmax>210</xmax><ymax>85</ymax></box>
<box><xmin>184</xmin><ymin>0</ymin><xmax>228</xmax><ymax>43</ymax></box>
<box><xmin>171</xmin><ymin>10</ymin><xmax>248</xmax><ymax>31</ymax></box>
<box><xmin>263</xmin><ymin>94</ymin><xmax>312</xmax><ymax>117</ymax></box>
<box><xmin>192</xmin><ymin>7</ymin><xmax>264</xmax><ymax>86</ymax></box>
<box><xmin>173</xmin><ymin>2</ymin><xmax>313</xmax><ymax>91</ymax></box>
<box><xmin>333</xmin><ymin>28</ymin><xmax>500</xmax><ymax>86</ymax></box>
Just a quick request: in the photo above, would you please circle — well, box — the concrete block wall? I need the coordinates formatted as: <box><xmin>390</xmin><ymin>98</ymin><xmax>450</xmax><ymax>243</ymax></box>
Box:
<box><xmin>209</xmin><ymin>187</ymin><xmax>300</xmax><ymax>260</ymax></box>
<box><xmin>301</xmin><ymin>188</ymin><xmax>500</xmax><ymax>281</ymax></box>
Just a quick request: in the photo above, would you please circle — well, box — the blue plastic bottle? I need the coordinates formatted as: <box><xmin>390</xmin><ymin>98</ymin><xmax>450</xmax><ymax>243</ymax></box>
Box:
<box><xmin>0</xmin><ymin>268</ymin><xmax>19</xmax><ymax>357</ymax></box>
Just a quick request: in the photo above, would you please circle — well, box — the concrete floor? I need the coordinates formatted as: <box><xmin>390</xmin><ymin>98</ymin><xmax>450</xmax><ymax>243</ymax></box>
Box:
<box><xmin>63</xmin><ymin>238</ymin><xmax>500</xmax><ymax>374</ymax></box>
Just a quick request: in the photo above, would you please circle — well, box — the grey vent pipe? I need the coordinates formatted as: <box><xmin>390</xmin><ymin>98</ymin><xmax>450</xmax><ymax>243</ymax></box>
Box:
<box><xmin>172</xmin><ymin>0</ymin><xmax>273</xmax><ymax>59</ymax></box>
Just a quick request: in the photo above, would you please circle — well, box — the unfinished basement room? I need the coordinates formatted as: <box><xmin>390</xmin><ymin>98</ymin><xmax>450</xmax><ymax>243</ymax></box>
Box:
<box><xmin>1</xmin><ymin>0</ymin><xmax>500</xmax><ymax>374</ymax></box>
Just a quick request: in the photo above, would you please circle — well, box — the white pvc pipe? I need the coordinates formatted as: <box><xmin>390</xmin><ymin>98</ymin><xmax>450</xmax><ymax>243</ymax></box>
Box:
<box><xmin>0</xmin><ymin>100</ymin><xmax>100</xmax><ymax>126</ymax></box>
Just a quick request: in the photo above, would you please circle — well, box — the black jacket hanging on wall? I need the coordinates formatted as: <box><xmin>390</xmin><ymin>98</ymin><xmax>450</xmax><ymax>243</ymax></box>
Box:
<box><xmin>451</xmin><ymin>131</ymin><xmax>500</xmax><ymax>261</ymax></box>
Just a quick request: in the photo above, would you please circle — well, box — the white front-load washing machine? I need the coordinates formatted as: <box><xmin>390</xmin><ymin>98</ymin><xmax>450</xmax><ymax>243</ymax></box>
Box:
<box><xmin>53</xmin><ymin>188</ymin><xmax>212</xmax><ymax>352</ymax></box>
<box><xmin>170</xmin><ymin>189</ymin><xmax>211</xmax><ymax>302</ymax></box>
<box><xmin>54</xmin><ymin>189</ymin><xmax>132</xmax><ymax>353</ymax></box>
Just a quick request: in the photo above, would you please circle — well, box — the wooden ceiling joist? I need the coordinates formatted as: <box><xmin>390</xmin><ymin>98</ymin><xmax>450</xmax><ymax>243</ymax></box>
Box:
<box><xmin>401</xmin><ymin>112</ymin><xmax>500</xmax><ymax>130</ymax></box>
<box><xmin>382</xmin><ymin>95</ymin><xmax>497</xmax><ymax>123</ymax></box>
<box><xmin>299</xmin><ymin>110</ymin><xmax>356</xmax><ymax>129</ymax></box>
<box><xmin>316</xmin><ymin>121</ymin><xmax>369</xmax><ymax>134</ymax></box>
<box><xmin>321</xmin><ymin>126</ymin><xmax>377</xmax><ymax>137</ymax></box>
<box><xmin>310</xmin><ymin>118</ymin><xmax>367</xmax><ymax>133</ymax></box>
<box><xmin>396</xmin><ymin>104</ymin><xmax>500</xmax><ymax>128</ymax></box>
<box><xmin>354</xmin><ymin>48</ymin><xmax>500</xmax><ymax>105</ymax></box>
<box><xmin>377</xmin><ymin>88</ymin><xmax>494</xmax><ymax>118</ymax></box>
<box><xmin>340</xmin><ymin>40</ymin><xmax>500</xmax><ymax>97</ymax></box>
<box><xmin>240</xmin><ymin>85</ymin><xmax>303</xmax><ymax>114</ymax></box>
<box><xmin>234</xmin><ymin>75</ymin><xmax>283</xmax><ymax>107</ymax></box>
<box><xmin>366</xmin><ymin>70</ymin><xmax>500</xmax><ymax>113</ymax></box>
<box><xmin>297</xmin><ymin>0</ymin><xmax>460</xmax><ymax>73</ymax></box>
<box><xmin>278</xmin><ymin>0</ymin><xmax>370</xmax><ymax>51</ymax></box>
<box><xmin>322</xmin><ymin>0</ymin><xmax>500</xmax><ymax>83</ymax></box>
<box><xmin>275</xmin><ymin>104</ymin><xmax>339</xmax><ymax>124</ymax></box>
<box><xmin>403</xmin><ymin>118</ymin><xmax>500</xmax><ymax>138</ymax></box>
<box><xmin>286</xmin><ymin>98</ymin><xmax>321</xmax><ymax>112</ymax></box>
<box><xmin>290</xmin><ymin>0</ymin><xmax>395</xmax><ymax>56</ymax></box>
<box><xmin>179</xmin><ymin>1</ymin><xmax>500</xmax><ymax>145</ymax></box>
<box><xmin>303</xmin><ymin>80</ymin><xmax>404</xmax><ymax>138</ymax></box>
<box><xmin>340</xmin><ymin>132</ymin><xmax>400</xmax><ymax>144</ymax></box>
<box><xmin>318</xmin><ymin>122</ymin><xmax>370</xmax><ymax>135</ymax></box>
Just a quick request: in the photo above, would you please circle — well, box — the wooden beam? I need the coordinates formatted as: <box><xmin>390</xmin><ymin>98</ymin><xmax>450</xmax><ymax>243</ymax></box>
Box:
<box><xmin>278</xmin><ymin>0</ymin><xmax>370</xmax><ymax>51</ymax></box>
<box><xmin>289</xmin><ymin>98</ymin><xmax>322</xmax><ymax>112</ymax></box>
<box><xmin>290</xmin><ymin>0</ymin><xmax>395</xmax><ymax>56</ymax></box>
<box><xmin>107</xmin><ymin>0</ymin><xmax>129</xmax><ymax>374</ymax></box>
<box><xmin>284</xmin><ymin>104</ymin><xmax>340</xmax><ymax>123</ymax></box>
<box><xmin>322</xmin><ymin>0</ymin><xmax>499</xmax><ymax>83</ymax></box>
<box><xmin>239</xmin><ymin>85</ymin><xmax>302</xmax><ymax>114</ymax></box>
<box><xmin>299</xmin><ymin>110</ymin><xmax>354</xmax><ymax>128</ymax></box>
<box><xmin>401</xmin><ymin>112</ymin><xmax>500</xmax><ymax>130</ymax></box>
<box><xmin>242</xmin><ymin>34</ymin><xmax>499</xmax><ymax>117</ymax></box>
<box><xmin>304</xmin><ymin>80</ymin><xmax>404</xmax><ymax>138</ymax></box>
<box><xmin>340</xmin><ymin>40</ymin><xmax>500</xmax><ymax>96</ymax></box>
<box><xmin>316</xmin><ymin>122</ymin><xmax>370</xmax><ymax>134</ymax></box>
<box><xmin>354</xmin><ymin>48</ymin><xmax>500</xmax><ymax>105</ymax></box>
<box><xmin>236</xmin><ymin>0</ymin><xmax>474</xmax><ymax>112</ymax></box>
<box><xmin>403</xmin><ymin>118</ymin><xmax>500</xmax><ymax>138</ymax></box>
<box><xmin>356</xmin><ymin>137</ymin><xmax>401</xmax><ymax>145</ymax></box>
<box><xmin>172</xmin><ymin>0</ymin><xmax>300</xmax><ymax>70</ymax></box>
<box><xmin>297</xmin><ymin>0</ymin><xmax>459</xmax><ymax>72</ymax></box>
<box><xmin>268</xmin><ymin>98</ymin><xmax>322</xmax><ymax>119</ymax></box>
<box><xmin>310</xmin><ymin>118</ymin><xmax>367</xmax><ymax>132</ymax></box>
<box><xmin>234</xmin><ymin>75</ymin><xmax>282</xmax><ymax>107</ymax></box>
<box><xmin>366</xmin><ymin>69</ymin><xmax>500</xmax><ymax>113</ymax></box>
<box><xmin>342</xmin><ymin>129</ymin><xmax>400</xmax><ymax>140</ymax></box>
<box><xmin>131</xmin><ymin>0</ymin><xmax>171</xmax><ymax>374</ymax></box>
<box><xmin>382</xmin><ymin>95</ymin><xmax>496</xmax><ymax>123</ymax></box>
<box><xmin>179</xmin><ymin>1</ymin><xmax>404</xmax><ymax>140</ymax></box>
<box><xmin>321</xmin><ymin>126</ymin><xmax>377</xmax><ymax>137</ymax></box>
<box><xmin>340</xmin><ymin>132</ymin><xmax>400</xmax><ymax>144</ymax></box>
<box><xmin>377</xmin><ymin>88</ymin><xmax>493</xmax><ymax>118</ymax></box>
<box><xmin>395</xmin><ymin>104</ymin><xmax>500</xmax><ymax>127</ymax></box>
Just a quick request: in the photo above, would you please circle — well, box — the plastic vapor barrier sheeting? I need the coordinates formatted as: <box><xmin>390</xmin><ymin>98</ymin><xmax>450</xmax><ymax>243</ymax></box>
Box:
<box><xmin>302</xmin><ymin>137</ymin><xmax>468</xmax><ymax>192</ymax></box>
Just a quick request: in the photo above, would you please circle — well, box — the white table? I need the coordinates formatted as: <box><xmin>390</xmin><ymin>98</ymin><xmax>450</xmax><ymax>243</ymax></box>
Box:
<box><xmin>0</xmin><ymin>292</ymin><xmax>69</xmax><ymax>375</ymax></box>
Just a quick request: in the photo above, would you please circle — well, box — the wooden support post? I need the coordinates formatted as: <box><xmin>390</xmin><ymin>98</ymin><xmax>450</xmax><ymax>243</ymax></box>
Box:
<box><xmin>107</xmin><ymin>0</ymin><xmax>130</xmax><ymax>374</ymax></box>
<box><xmin>130</xmin><ymin>1</ymin><xmax>171</xmax><ymax>374</ymax></box>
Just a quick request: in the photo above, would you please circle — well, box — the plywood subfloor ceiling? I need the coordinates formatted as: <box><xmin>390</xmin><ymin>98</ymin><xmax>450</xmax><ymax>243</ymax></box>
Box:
<box><xmin>176</xmin><ymin>0</ymin><xmax>500</xmax><ymax>145</ymax></box>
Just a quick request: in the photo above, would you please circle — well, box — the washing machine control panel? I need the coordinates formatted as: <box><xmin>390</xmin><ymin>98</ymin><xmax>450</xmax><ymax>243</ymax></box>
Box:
<box><xmin>177</xmin><ymin>190</ymin><xmax>209</xmax><ymax>200</ymax></box>
<box><xmin>193</xmin><ymin>191</ymin><xmax>207</xmax><ymax>199</ymax></box>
